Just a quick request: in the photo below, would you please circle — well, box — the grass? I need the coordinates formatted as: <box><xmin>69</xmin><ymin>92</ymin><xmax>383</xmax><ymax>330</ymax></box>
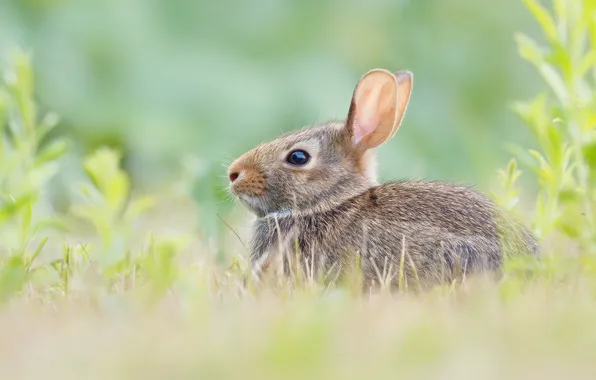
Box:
<box><xmin>2</xmin><ymin>276</ymin><xmax>596</xmax><ymax>379</ymax></box>
<box><xmin>2</xmin><ymin>0</ymin><xmax>596</xmax><ymax>379</ymax></box>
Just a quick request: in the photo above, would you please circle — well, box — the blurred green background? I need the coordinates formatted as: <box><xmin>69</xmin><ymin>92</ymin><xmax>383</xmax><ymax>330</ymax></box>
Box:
<box><xmin>0</xmin><ymin>0</ymin><xmax>540</xmax><ymax>192</ymax></box>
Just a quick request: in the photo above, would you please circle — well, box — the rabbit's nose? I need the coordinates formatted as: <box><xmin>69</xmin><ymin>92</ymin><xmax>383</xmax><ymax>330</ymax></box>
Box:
<box><xmin>229</xmin><ymin>171</ymin><xmax>241</xmax><ymax>182</ymax></box>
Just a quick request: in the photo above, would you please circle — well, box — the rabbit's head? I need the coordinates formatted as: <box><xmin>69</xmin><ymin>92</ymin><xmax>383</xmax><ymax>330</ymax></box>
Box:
<box><xmin>228</xmin><ymin>69</ymin><xmax>413</xmax><ymax>217</ymax></box>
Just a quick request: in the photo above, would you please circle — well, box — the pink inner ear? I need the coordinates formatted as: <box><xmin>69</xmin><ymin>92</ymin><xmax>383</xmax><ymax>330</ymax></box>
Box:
<box><xmin>353</xmin><ymin>89</ymin><xmax>381</xmax><ymax>144</ymax></box>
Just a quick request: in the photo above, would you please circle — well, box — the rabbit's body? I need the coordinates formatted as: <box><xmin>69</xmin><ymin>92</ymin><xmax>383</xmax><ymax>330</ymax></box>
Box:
<box><xmin>250</xmin><ymin>179</ymin><xmax>536</xmax><ymax>287</ymax></box>
<box><xmin>228</xmin><ymin>69</ymin><xmax>538</xmax><ymax>289</ymax></box>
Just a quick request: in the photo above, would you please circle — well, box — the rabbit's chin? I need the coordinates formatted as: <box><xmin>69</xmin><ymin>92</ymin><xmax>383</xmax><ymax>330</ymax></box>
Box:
<box><xmin>238</xmin><ymin>194</ymin><xmax>295</xmax><ymax>219</ymax></box>
<box><xmin>238</xmin><ymin>194</ymin><xmax>273</xmax><ymax>218</ymax></box>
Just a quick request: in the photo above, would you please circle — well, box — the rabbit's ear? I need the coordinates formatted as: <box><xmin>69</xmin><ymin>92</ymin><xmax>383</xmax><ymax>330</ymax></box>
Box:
<box><xmin>346</xmin><ymin>69</ymin><xmax>413</xmax><ymax>149</ymax></box>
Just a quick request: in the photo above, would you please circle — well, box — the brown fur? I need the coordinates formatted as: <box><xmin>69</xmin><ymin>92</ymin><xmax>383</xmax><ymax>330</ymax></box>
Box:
<box><xmin>227</xmin><ymin>69</ymin><xmax>538</xmax><ymax>290</ymax></box>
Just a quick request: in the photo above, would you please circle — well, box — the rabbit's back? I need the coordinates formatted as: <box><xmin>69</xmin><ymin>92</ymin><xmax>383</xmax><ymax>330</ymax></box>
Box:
<box><xmin>361</xmin><ymin>180</ymin><xmax>498</xmax><ymax>237</ymax></box>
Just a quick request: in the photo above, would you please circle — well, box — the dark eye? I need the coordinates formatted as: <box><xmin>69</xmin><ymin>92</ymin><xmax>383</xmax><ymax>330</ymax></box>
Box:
<box><xmin>286</xmin><ymin>149</ymin><xmax>310</xmax><ymax>166</ymax></box>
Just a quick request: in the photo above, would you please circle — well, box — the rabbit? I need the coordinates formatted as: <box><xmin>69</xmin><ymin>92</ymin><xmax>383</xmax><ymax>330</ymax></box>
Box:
<box><xmin>227</xmin><ymin>68</ymin><xmax>538</xmax><ymax>289</ymax></box>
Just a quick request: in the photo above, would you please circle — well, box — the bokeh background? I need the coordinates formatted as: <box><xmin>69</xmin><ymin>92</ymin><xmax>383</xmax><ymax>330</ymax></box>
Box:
<box><xmin>0</xmin><ymin>0</ymin><xmax>540</xmax><ymax>210</ymax></box>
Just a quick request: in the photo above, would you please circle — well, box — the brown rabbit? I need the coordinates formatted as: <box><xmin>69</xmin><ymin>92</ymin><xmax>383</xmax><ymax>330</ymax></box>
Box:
<box><xmin>227</xmin><ymin>69</ymin><xmax>538</xmax><ymax>289</ymax></box>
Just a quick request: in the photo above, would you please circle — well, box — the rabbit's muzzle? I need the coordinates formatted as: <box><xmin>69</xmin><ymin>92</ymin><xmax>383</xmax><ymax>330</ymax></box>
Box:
<box><xmin>228</xmin><ymin>165</ymin><xmax>267</xmax><ymax>197</ymax></box>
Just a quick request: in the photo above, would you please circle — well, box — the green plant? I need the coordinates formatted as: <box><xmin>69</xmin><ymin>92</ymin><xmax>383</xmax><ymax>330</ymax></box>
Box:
<box><xmin>498</xmin><ymin>0</ymin><xmax>596</xmax><ymax>256</ymax></box>
<box><xmin>71</xmin><ymin>147</ymin><xmax>155</xmax><ymax>267</ymax></box>
<box><xmin>0</xmin><ymin>52</ymin><xmax>196</xmax><ymax>299</ymax></box>
<box><xmin>68</xmin><ymin>147</ymin><xmax>195</xmax><ymax>296</ymax></box>
<box><xmin>0</xmin><ymin>51</ymin><xmax>69</xmax><ymax>299</ymax></box>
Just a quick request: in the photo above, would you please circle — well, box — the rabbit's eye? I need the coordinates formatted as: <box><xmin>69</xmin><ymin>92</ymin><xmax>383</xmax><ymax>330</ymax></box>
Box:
<box><xmin>286</xmin><ymin>150</ymin><xmax>310</xmax><ymax>166</ymax></box>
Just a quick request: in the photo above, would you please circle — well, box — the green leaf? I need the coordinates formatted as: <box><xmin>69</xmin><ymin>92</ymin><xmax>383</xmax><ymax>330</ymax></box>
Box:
<box><xmin>545</xmin><ymin>123</ymin><xmax>564</xmax><ymax>163</ymax></box>
<box><xmin>515</xmin><ymin>34</ymin><xmax>569</xmax><ymax>104</ymax></box>
<box><xmin>515</xmin><ymin>33</ymin><xmax>544</xmax><ymax>65</ymax></box>
<box><xmin>37</xmin><ymin>112</ymin><xmax>61</xmax><ymax>141</ymax></box>
<box><xmin>557</xmin><ymin>217</ymin><xmax>581</xmax><ymax>238</ymax></box>
<box><xmin>553</xmin><ymin>0</ymin><xmax>566</xmax><ymax>18</ymax></box>
<box><xmin>523</xmin><ymin>0</ymin><xmax>559</xmax><ymax>42</ymax></box>
<box><xmin>27</xmin><ymin>237</ymin><xmax>49</xmax><ymax>270</ymax></box>
<box><xmin>83</xmin><ymin>147</ymin><xmax>130</xmax><ymax>214</ymax></box>
<box><xmin>21</xmin><ymin>203</ymin><xmax>32</xmax><ymax>248</ymax></box>
<box><xmin>13</xmin><ymin>50</ymin><xmax>33</xmax><ymax>99</ymax></box>
<box><xmin>539</xmin><ymin>63</ymin><xmax>569</xmax><ymax>105</ymax></box>
<box><xmin>34</xmin><ymin>139</ymin><xmax>69</xmax><ymax>166</ymax></box>
<box><xmin>0</xmin><ymin>193</ymin><xmax>37</xmax><ymax>223</ymax></box>
<box><xmin>5</xmin><ymin>51</ymin><xmax>36</xmax><ymax>137</ymax></box>
<box><xmin>0</xmin><ymin>255</ymin><xmax>27</xmax><ymax>301</ymax></box>
<box><xmin>558</xmin><ymin>187</ymin><xmax>580</xmax><ymax>204</ymax></box>
<box><xmin>529</xmin><ymin>149</ymin><xmax>555</xmax><ymax>186</ymax></box>
<box><xmin>506</xmin><ymin>159</ymin><xmax>522</xmax><ymax>185</ymax></box>
<box><xmin>0</xmin><ymin>91</ymin><xmax>6</xmax><ymax>156</ymax></box>
<box><xmin>583</xmin><ymin>141</ymin><xmax>596</xmax><ymax>170</ymax></box>
<box><xmin>28</xmin><ymin>164</ymin><xmax>60</xmax><ymax>189</ymax></box>
<box><xmin>123</xmin><ymin>195</ymin><xmax>156</xmax><ymax>224</ymax></box>
<box><xmin>512</xmin><ymin>94</ymin><xmax>550</xmax><ymax>139</ymax></box>
<box><xmin>578</xmin><ymin>50</ymin><xmax>596</xmax><ymax>78</ymax></box>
